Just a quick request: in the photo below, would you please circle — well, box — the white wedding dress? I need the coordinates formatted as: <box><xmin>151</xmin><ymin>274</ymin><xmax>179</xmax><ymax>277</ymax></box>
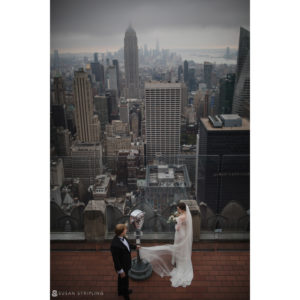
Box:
<box><xmin>139</xmin><ymin>205</ymin><xmax>193</xmax><ymax>287</ymax></box>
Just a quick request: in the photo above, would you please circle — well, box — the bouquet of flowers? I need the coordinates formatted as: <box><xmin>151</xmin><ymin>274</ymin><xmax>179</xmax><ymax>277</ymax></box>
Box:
<box><xmin>167</xmin><ymin>211</ymin><xmax>179</xmax><ymax>223</ymax></box>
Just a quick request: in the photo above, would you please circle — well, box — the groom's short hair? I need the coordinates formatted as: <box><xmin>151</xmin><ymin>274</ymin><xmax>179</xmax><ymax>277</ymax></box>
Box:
<box><xmin>115</xmin><ymin>223</ymin><xmax>126</xmax><ymax>236</ymax></box>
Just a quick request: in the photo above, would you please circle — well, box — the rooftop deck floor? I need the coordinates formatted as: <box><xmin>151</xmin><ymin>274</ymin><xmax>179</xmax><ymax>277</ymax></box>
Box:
<box><xmin>51</xmin><ymin>241</ymin><xmax>249</xmax><ymax>300</ymax></box>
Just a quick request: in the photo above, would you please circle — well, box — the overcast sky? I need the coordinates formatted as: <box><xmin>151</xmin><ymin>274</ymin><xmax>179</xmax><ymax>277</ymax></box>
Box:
<box><xmin>51</xmin><ymin>0</ymin><xmax>249</xmax><ymax>53</ymax></box>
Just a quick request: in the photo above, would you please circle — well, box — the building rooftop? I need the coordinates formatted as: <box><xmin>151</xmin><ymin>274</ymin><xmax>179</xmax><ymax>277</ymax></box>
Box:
<box><xmin>146</xmin><ymin>164</ymin><xmax>191</xmax><ymax>188</ymax></box>
<box><xmin>51</xmin><ymin>240</ymin><xmax>249</xmax><ymax>300</ymax></box>
<box><xmin>201</xmin><ymin>117</ymin><xmax>250</xmax><ymax>131</ymax></box>
<box><xmin>145</xmin><ymin>81</ymin><xmax>183</xmax><ymax>89</ymax></box>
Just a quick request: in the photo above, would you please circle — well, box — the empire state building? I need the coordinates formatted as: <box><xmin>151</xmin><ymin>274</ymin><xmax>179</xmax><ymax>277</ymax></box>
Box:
<box><xmin>124</xmin><ymin>25</ymin><xmax>139</xmax><ymax>99</ymax></box>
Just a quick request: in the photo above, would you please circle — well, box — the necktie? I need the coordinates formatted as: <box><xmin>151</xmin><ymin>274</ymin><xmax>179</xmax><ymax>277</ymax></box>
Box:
<box><xmin>121</xmin><ymin>237</ymin><xmax>124</xmax><ymax>241</ymax></box>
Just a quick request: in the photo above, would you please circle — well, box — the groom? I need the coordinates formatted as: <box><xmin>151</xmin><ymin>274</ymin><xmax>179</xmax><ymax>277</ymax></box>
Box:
<box><xmin>110</xmin><ymin>223</ymin><xmax>140</xmax><ymax>300</ymax></box>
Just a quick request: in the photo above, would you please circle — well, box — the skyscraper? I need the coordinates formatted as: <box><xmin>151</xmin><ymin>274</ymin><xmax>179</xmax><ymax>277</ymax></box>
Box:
<box><xmin>183</xmin><ymin>60</ymin><xmax>189</xmax><ymax>85</ymax></box>
<box><xmin>232</xmin><ymin>27</ymin><xmax>250</xmax><ymax>119</ymax></box>
<box><xmin>106</xmin><ymin>65</ymin><xmax>118</xmax><ymax>95</ymax></box>
<box><xmin>52</xmin><ymin>75</ymin><xmax>65</xmax><ymax>105</ymax></box>
<box><xmin>219</xmin><ymin>73</ymin><xmax>236</xmax><ymax>114</ymax></box>
<box><xmin>178</xmin><ymin>65</ymin><xmax>183</xmax><ymax>82</ymax></box>
<box><xmin>90</xmin><ymin>54</ymin><xmax>105</xmax><ymax>94</ymax></box>
<box><xmin>73</xmin><ymin>68</ymin><xmax>101</xmax><ymax>142</ymax></box>
<box><xmin>94</xmin><ymin>95</ymin><xmax>109</xmax><ymax>132</ymax></box>
<box><xmin>145</xmin><ymin>82</ymin><xmax>182</xmax><ymax>163</ymax></box>
<box><xmin>119</xmin><ymin>99</ymin><xmax>129</xmax><ymax>123</ymax></box>
<box><xmin>105</xmin><ymin>90</ymin><xmax>118</xmax><ymax>122</ymax></box>
<box><xmin>124</xmin><ymin>25</ymin><xmax>139</xmax><ymax>98</ymax></box>
<box><xmin>196</xmin><ymin>114</ymin><xmax>250</xmax><ymax>213</ymax></box>
<box><xmin>204</xmin><ymin>62</ymin><xmax>213</xmax><ymax>89</ymax></box>
<box><xmin>93</xmin><ymin>52</ymin><xmax>99</xmax><ymax>63</ymax></box>
<box><xmin>112</xmin><ymin>59</ymin><xmax>120</xmax><ymax>97</ymax></box>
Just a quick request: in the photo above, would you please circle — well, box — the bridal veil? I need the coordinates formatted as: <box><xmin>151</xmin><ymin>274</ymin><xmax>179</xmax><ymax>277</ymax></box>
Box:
<box><xmin>139</xmin><ymin>204</ymin><xmax>193</xmax><ymax>287</ymax></box>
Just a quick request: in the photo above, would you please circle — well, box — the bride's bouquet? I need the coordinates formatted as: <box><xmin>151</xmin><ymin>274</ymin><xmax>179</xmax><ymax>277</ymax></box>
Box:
<box><xmin>167</xmin><ymin>211</ymin><xmax>179</xmax><ymax>223</ymax></box>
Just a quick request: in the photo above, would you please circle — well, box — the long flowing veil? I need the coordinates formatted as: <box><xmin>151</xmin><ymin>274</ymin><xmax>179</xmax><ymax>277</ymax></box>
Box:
<box><xmin>139</xmin><ymin>204</ymin><xmax>193</xmax><ymax>287</ymax></box>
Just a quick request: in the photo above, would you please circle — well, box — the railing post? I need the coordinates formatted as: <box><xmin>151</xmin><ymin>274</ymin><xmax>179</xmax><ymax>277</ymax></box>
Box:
<box><xmin>180</xmin><ymin>200</ymin><xmax>201</xmax><ymax>242</ymax></box>
<box><xmin>84</xmin><ymin>200</ymin><xmax>106</xmax><ymax>241</ymax></box>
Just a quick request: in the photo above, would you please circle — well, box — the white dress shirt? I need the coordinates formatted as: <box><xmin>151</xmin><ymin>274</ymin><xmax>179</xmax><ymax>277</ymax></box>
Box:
<box><xmin>117</xmin><ymin>236</ymin><xmax>130</xmax><ymax>274</ymax></box>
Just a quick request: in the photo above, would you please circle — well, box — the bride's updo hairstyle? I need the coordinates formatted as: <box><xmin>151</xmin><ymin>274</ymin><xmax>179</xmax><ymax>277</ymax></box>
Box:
<box><xmin>177</xmin><ymin>202</ymin><xmax>186</xmax><ymax>211</ymax></box>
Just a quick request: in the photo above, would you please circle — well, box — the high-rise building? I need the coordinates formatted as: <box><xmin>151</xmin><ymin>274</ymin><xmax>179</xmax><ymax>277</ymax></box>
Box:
<box><xmin>94</xmin><ymin>95</ymin><xmax>109</xmax><ymax>132</ymax></box>
<box><xmin>196</xmin><ymin>114</ymin><xmax>250</xmax><ymax>213</ymax></box>
<box><xmin>112</xmin><ymin>59</ymin><xmax>121</xmax><ymax>97</ymax></box>
<box><xmin>188</xmin><ymin>68</ymin><xmax>196</xmax><ymax>91</ymax></box>
<box><xmin>145</xmin><ymin>82</ymin><xmax>182</xmax><ymax>162</ymax></box>
<box><xmin>55</xmin><ymin>127</ymin><xmax>72</xmax><ymax>156</ymax></box>
<box><xmin>73</xmin><ymin>68</ymin><xmax>101</xmax><ymax>143</ymax></box>
<box><xmin>181</xmin><ymin>83</ymin><xmax>188</xmax><ymax>113</ymax></box>
<box><xmin>106</xmin><ymin>65</ymin><xmax>118</xmax><ymax>95</ymax></box>
<box><xmin>51</xmin><ymin>104</ymin><xmax>68</xmax><ymax>129</ymax></box>
<box><xmin>219</xmin><ymin>73</ymin><xmax>236</xmax><ymax>114</ymax></box>
<box><xmin>183</xmin><ymin>60</ymin><xmax>189</xmax><ymax>85</ymax></box>
<box><xmin>124</xmin><ymin>25</ymin><xmax>139</xmax><ymax>98</ymax></box>
<box><xmin>119</xmin><ymin>99</ymin><xmax>129</xmax><ymax>123</ymax></box>
<box><xmin>105</xmin><ymin>90</ymin><xmax>118</xmax><ymax>122</ymax></box>
<box><xmin>93</xmin><ymin>52</ymin><xmax>99</xmax><ymax>63</ymax></box>
<box><xmin>232</xmin><ymin>27</ymin><xmax>250</xmax><ymax>119</ymax></box>
<box><xmin>64</xmin><ymin>141</ymin><xmax>103</xmax><ymax>187</ymax></box>
<box><xmin>52</xmin><ymin>76</ymin><xmax>65</xmax><ymax>105</ymax></box>
<box><xmin>204</xmin><ymin>62</ymin><xmax>213</xmax><ymax>89</ymax></box>
<box><xmin>50</xmin><ymin>158</ymin><xmax>64</xmax><ymax>187</ymax></box>
<box><xmin>178</xmin><ymin>65</ymin><xmax>183</xmax><ymax>82</ymax></box>
<box><xmin>130</xmin><ymin>112</ymin><xmax>139</xmax><ymax>138</ymax></box>
<box><xmin>90</xmin><ymin>60</ymin><xmax>105</xmax><ymax>94</ymax></box>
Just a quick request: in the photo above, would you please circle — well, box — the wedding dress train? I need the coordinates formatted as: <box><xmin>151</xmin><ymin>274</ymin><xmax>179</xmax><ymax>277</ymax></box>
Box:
<box><xmin>139</xmin><ymin>205</ymin><xmax>193</xmax><ymax>287</ymax></box>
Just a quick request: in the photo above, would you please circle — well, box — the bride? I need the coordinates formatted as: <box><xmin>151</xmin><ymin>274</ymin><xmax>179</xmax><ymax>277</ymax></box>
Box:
<box><xmin>139</xmin><ymin>202</ymin><xmax>193</xmax><ymax>287</ymax></box>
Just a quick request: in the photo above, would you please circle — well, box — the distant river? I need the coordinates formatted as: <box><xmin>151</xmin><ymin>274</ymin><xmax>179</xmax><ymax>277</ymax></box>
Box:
<box><xmin>175</xmin><ymin>49</ymin><xmax>237</xmax><ymax>65</ymax></box>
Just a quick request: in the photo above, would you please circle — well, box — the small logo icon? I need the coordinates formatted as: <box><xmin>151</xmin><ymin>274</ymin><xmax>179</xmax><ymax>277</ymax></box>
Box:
<box><xmin>52</xmin><ymin>290</ymin><xmax>58</xmax><ymax>297</ymax></box>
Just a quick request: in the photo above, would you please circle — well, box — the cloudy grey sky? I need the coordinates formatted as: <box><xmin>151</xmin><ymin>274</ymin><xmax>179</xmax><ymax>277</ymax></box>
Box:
<box><xmin>51</xmin><ymin>0</ymin><xmax>249</xmax><ymax>53</ymax></box>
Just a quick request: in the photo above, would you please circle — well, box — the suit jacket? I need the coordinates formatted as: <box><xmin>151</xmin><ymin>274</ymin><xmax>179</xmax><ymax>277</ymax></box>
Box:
<box><xmin>110</xmin><ymin>235</ymin><xmax>137</xmax><ymax>273</ymax></box>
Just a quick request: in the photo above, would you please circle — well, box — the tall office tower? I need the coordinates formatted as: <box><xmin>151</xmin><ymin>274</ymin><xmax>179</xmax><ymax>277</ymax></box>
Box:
<box><xmin>183</xmin><ymin>60</ymin><xmax>189</xmax><ymax>85</ymax></box>
<box><xmin>124</xmin><ymin>25</ymin><xmax>139</xmax><ymax>98</ymax></box>
<box><xmin>120</xmin><ymin>99</ymin><xmax>129</xmax><ymax>123</ymax></box>
<box><xmin>130</xmin><ymin>112</ymin><xmax>139</xmax><ymax>138</ymax></box>
<box><xmin>181</xmin><ymin>83</ymin><xmax>188</xmax><ymax>113</ymax></box>
<box><xmin>204</xmin><ymin>62</ymin><xmax>213</xmax><ymax>89</ymax></box>
<box><xmin>178</xmin><ymin>65</ymin><xmax>183</xmax><ymax>82</ymax></box>
<box><xmin>52</xmin><ymin>76</ymin><xmax>65</xmax><ymax>105</ymax></box>
<box><xmin>232</xmin><ymin>27</ymin><xmax>250</xmax><ymax>119</ymax></box>
<box><xmin>219</xmin><ymin>73</ymin><xmax>236</xmax><ymax>114</ymax></box>
<box><xmin>73</xmin><ymin>68</ymin><xmax>101</xmax><ymax>143</ymax></box>
<box><xmin>145</xmin><ymin>82</ymin><xmax>182</xmax><ymax>163</ymax></box>
<box><xmin>105</xmin><ymin>90</ymin><xmax>118</xmax><ymax>122</ymax></box>
<box><xmin>51</xmin><ymin>104</ymin><xmax>68</xmax><ymax>129</ymax></box>
<box><xmin>112</xmin><ymin>59</ymin><xmax>120</xmax><ymax>97</ymax></box>
<box><xmin>196</xmin><ymin>114</ymin><xmax>250</xmax><ymax>213</ymax></box>
<box><xmin>106</xmin><ymin>65</ymin><xmax>118</xmax><ymax>95</ymax></box>
<box><xmin>94</xmin><ymin>52</ymin><xmax>99</xmax><ymax>63</ymax></box>
<box><xmin>188</xmin><ymin>68</ymin><xmax>196</xmax><ymax>91</ymax></box>
<box><xmin>94</xmin><ymin>95</ymin><xmax>109</xmax><ymax>132</ymax></box>
<box><xmin>53</xmin><ymin>49</ymin><xmax>59</xmax><ymax>73</ymax></box>
<box><xmin>90</xmin><ymin>57</ymin><xmax>105</xmax><ymax>94</ymax></box>
<box><xmin>55</xmin><ymin>127</ymin><xmax>72</xmax><ymax>156</ymax></box>
<box><xmin>66</xmin><ymin>141</ymin><xmax>103</xmax><ymax>187</ymax></box>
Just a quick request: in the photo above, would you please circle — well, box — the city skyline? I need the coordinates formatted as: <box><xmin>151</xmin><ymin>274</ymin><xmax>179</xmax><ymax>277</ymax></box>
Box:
<box><xmin>51</xmin><ymin>0</ymin><xmax>249</xmax><ymax>53</ymax></box>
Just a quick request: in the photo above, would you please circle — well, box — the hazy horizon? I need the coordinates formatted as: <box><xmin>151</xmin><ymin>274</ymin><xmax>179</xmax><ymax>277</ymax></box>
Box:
<box><xmin>51</xmin><ymin>0</ymin><xmax>249</xmax><ymax>53</ymax></box>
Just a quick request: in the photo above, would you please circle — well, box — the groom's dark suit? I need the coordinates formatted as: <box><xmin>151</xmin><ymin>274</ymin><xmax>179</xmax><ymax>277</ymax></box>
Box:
<box><xmin>110</xmin><ymin>235</ymin><xmax>136</xmax><ymax>299</ymax></box>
